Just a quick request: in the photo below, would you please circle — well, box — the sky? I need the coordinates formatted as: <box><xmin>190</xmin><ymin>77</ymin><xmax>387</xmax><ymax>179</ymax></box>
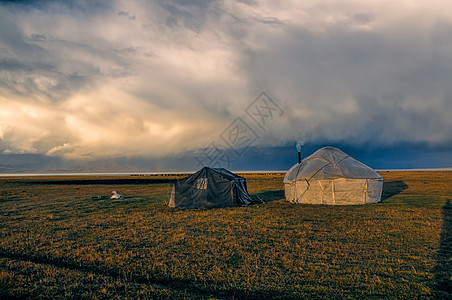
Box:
<box><xmin>0</xmin><ymin>0</ymin><xmax>451</xmax><ymax>172</ymax></box>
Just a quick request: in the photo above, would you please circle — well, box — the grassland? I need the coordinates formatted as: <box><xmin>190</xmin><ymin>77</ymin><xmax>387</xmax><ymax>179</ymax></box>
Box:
<box><xmin>0</xmin><ymin>171</ymin><xmax>451</xmax><ymax>299</ymax></box>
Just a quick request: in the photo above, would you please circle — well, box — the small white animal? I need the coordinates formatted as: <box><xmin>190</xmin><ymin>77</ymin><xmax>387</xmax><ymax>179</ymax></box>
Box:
<box><xmin>110</xmin><ymin>191</ymin><xmax>124</xmax><ymax>199</ymax></box>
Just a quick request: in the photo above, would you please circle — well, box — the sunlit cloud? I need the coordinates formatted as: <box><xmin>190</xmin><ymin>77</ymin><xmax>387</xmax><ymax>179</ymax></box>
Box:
<box><xmin>0</xmin><ymin>0</ymin><xmax>451</xmax><ymax>170</ymax></box>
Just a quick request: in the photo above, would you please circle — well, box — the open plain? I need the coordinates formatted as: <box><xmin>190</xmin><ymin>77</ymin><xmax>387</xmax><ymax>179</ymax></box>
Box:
<box><xmin>0</xmin><ymin>171</ymin><xmax>451</xmax><ymax>299</ymax></box>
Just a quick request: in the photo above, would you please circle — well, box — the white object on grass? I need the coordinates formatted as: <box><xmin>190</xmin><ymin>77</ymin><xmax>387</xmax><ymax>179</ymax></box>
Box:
<box><xmin>110</xmin><ymin>191</ymin><xmax>124</xmax><ymax>199</ymax></box>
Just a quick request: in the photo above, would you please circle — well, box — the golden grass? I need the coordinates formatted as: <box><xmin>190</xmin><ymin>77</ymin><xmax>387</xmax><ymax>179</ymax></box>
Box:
<box><xmin>0</xmin><ymin>171</ymin><xmax>451</xmax><ymax>299</ymax></box>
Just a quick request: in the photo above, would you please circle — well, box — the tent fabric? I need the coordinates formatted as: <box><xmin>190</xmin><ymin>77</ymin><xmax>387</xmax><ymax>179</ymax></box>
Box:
<box><xmin>284</xmin><ymin>147</ymin><xmax>383</xmax><ymax>205</ymax></box>
<box><xmin>169</xmin><ymin>167</ymin><xmax>255</xmax><ymax>208</ymax></box>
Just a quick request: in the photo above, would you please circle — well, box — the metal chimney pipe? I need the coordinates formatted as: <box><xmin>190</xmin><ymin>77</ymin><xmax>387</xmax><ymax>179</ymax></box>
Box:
<box><xmin>298</xmin><ymin>151</ymin><xmax>301</xmax><ymax>164</ymax></box>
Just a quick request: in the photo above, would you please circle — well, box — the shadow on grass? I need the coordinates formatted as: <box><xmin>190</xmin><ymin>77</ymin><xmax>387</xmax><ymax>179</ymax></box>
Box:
<box><xmin>380</xmin><ymin>180</ymin><xmax>409</xmax><ymax>201</ymax></box>
<box><xmin>251</xmin><ymin>190</ymin><xmax>285</xmax><ymax>203</ymax></box>
<box><xmin>433</xmin><ymin>199</ymin><xmax>452</xmax><ymax>298</ymax></box>
<box><xmin>0</xmin><ymin>250</ymin><xmax>299</xmax><ymax>299</ymax></box>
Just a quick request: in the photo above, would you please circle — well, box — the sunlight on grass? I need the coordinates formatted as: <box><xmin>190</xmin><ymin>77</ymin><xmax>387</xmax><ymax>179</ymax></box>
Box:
<box><xmin>0</xmin><ymin>172</ymin><xmax>451</xmax><ymax>298</ymax></box>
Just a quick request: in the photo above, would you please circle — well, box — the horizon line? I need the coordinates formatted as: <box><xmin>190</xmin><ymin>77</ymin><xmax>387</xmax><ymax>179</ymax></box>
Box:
<box><xmin>0</xmin><ymin>167</ymin><xmax>452</xmax><ymax>177</ymax></box>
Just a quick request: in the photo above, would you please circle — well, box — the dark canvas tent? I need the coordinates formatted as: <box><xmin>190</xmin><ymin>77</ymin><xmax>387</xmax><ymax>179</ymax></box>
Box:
<box><xmin>169</xmin><ymin>167</ymin><xmax>255</xmax><ymax>208</ymax></box>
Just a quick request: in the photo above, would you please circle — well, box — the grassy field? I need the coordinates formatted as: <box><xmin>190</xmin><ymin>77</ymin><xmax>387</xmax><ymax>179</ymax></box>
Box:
<box><xmin>0</xmin><ymin>171</ymin><xmax>451</xmax><ymax>299</ymax></box>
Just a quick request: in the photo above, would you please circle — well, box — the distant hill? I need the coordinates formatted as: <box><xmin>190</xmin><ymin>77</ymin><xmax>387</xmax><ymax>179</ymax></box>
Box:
<box><xmin>46</xmin><ymin>160</ymin><xmax>151</xmax><ymax>173</ymax></box>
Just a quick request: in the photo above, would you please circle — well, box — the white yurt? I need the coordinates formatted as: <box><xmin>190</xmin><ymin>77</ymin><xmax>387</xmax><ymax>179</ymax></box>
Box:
<box><xmin>284</xmin><ymin>146</ymin><xmax>383</xmax><ymax>205</ymax></box>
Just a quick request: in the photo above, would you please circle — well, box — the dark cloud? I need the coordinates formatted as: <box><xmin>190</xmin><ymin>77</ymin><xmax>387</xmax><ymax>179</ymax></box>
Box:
<box><xmin>0</xmin><ymin>4</ymin><xmax>135</xmax><ymax>102</ymax></box>
<box><xmin>233</xmin><ymin>7</ymin><xmax>452</xmax><ymax>149</ymax></box>
<box><xmin>160</xmin><ymin>0</ymin><xmax>219</xmax><ymax>32</ymax></box>
<box><xmin>0</xmin><ymin>0</ymin><xmax>112</xmax><ymax>14</ymax></box>
<box><xmin>118</xmin><ymin>10</ymin><xmax>135</xmax><ymax>20</ymax></box>
<box><xmin>352</xmin><ymin>12</ymin><xmax>374</xmax><ymax>25</ymax></box>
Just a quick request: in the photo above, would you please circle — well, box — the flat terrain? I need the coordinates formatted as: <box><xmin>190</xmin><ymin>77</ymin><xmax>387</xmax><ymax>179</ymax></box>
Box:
<box><xmin>0</xmin><ymin>171</ymin><xmax>451</xmax><ymax>299</ymax></box>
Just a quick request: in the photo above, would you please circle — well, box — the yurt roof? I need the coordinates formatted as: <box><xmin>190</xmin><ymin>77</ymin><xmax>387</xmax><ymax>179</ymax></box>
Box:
<box><xmin>284</xmin><ymin>146</ymin><xmax>382</xmax><ymax>182</ymax></box>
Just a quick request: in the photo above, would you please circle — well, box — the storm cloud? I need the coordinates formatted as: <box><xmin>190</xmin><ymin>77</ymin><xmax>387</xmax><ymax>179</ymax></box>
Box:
<box><xmin>1</xmin><ymin>0</ymin><xmax>451</xmax><ymax>170</ymax></box>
